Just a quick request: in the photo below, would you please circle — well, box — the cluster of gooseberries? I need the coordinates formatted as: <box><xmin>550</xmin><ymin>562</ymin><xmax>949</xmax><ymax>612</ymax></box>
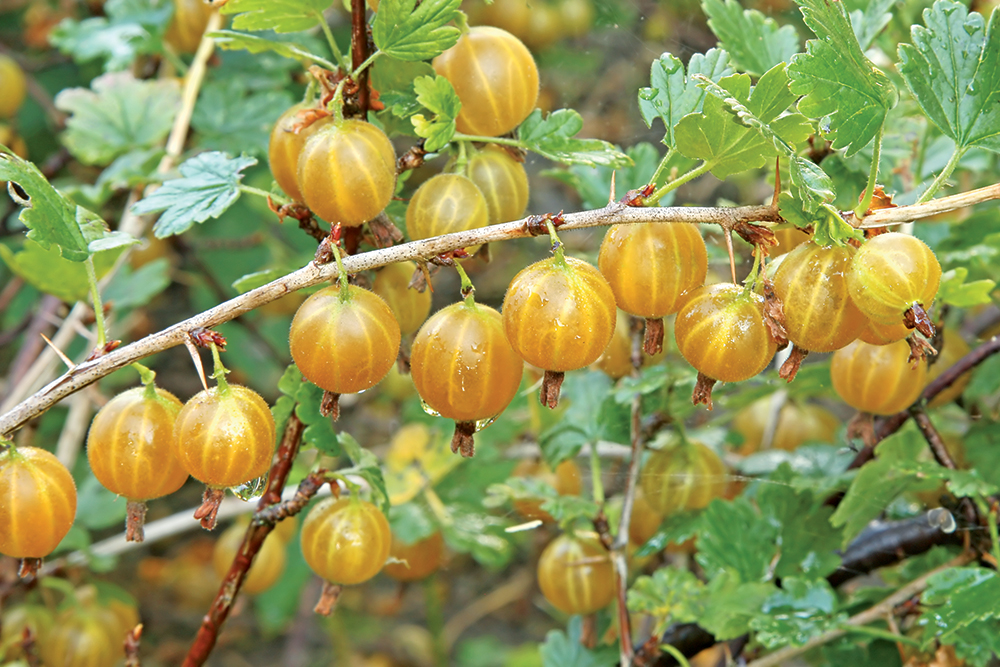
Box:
<box><xmin>1</xmin><ymin>584</ymin><xmax>140</xmax><ymax>667</ymax></box>
<box><xmin>466</xmin><ymin>0</ymin><xmax>595</xmax><ymax>51</ymax></box>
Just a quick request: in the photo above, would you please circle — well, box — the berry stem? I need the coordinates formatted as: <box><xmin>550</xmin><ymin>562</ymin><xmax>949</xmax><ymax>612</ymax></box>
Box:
<box><xmin>853</xmin><ymin>125</ymin><xmax>884</xmax><ymax>219</ymax></box>
<box><xmin>209</xmin><ymin>342</ymin><xmax>230</xmax><ymax>396</ymax></box>
<box><xmin>453</xmin><ymin>261</ymin><xmax>476</xmax><ymax>307</ymax></box>
<box><xmin>238</xmin><ymin>184</ymin><xmax>291</xmax><ymax>207</ymax></box>
<box><xmin>451</xmin><ymin>133</ymin><xmax>523</xmax><ymax>148</ymax></box>
<box><xmin>329</xmin><ymin>237</ymin><xmax>352</xmax><ymax>301</ymax></box>
<box><xmin>589</xmin><ymin>443</ymin><xmax>604</xmax><ymax>504</ymax></box>
<box><xmin>917</xmin><ymin>145</ymin><xmax>967</xmax><ymax>205</ymax></box>
<box><xmin>545</xmin><ymin>220</ymin><xmax>565</xmax><ymax>264</ymax></box>
<box><xmin>84</xmin><ymin>256</ymin><xmax>107</xmax><ymax>349</ymax></box>
<box><xmin>312</xmin><ymin>10</ymin><xmax>349</xmax><ymax>71</ymax></box>
<box><xmin>646</xmin><ymin>161</ymin><xmax>712</xmax><ymax>207</ymax></box>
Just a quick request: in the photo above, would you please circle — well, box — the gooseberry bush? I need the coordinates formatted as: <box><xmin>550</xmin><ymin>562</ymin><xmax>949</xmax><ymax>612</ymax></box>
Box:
<box><xmin>3</xmin><ymin>0</ymin><xmax>1000</xmax><ymax>665</ymax></box>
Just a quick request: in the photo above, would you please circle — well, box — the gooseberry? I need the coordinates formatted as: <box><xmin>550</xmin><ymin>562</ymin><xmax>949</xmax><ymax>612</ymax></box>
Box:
<box><xmin>372</xmin><ymin>261</ymin><xmax>432</xmax><ymax>337</ymax></box>
<box><xmin>0</xmin><ymin>445</ymin><xmax>77</xmax><ymax>563</ymax></box>
<box><xmin>502</xmin><ymin>255</ymin><xmax>616</xmax><ymax>407</ymax></box>
<box><xmin>86</xmin><ymin>385</ymin><xmax>188</xmax><ymax>541</ymax></box>
<box><xmin>537</xmin><ymin>532</ymin><xmax>614</xmax><ymax>615</ymax></box>
<box><xmin>301</xmin><ymin>497</ymin><xmax>391</xmax><ymax>585</ymax></box>
<box><xmin>847</xmin><ymin>232</ymin><xmax>941</xmax><ymax>336</ymax></box>
<box><xmin>639</xmin><ymin>440</ymin><xmax>727</xmax><ymax>515</ymax></box>
<box><xmin>598</xmin><ymin>222</ymin><xmax>707</xmax><ymax>354</ymax></box>
<box><xmin>268</xmin><ymin>103</ymin><xmax>333</xmax><ymax>202</ymax></box>
<box><xmin>732</xmin><ymin>396</ymin><xmax>839</xmax><ymax>454</ymax></box>
<box><xmin>432</xmin><ymin>26</ymin><xmax>539</xmax><ymax>137</ymax></box>
<box><xmin>212</xmin><ymin>520</ymin><xmax>287</xmax><ymax>595</ymax></box>
<box><xmin>0</xmin><ymin>55</ymin><xmax>27</xmax><ymax>119</ymax></box>
<box><xmin>464</xmin><ymin>145</ymin><xmax>529</xmax><ymax>224</ymax></box>
<box><xmin>297</xmin><ymin>119</ymin><xmax>396</xmax><ymax>226</ymax></box>
<box><xmin>382</xmin><ymin>531</ymin><xmax>445</xmax><ymax>581</ymax></box>
<box><xmin>830</xmin><ymin>339</ymin><xmax>927</xmax><ymax>415</ymax></box>
<box><xmin>164</xmin><ymin>0</ymin><xmax>213</xmax><ymax>54</ymax></box>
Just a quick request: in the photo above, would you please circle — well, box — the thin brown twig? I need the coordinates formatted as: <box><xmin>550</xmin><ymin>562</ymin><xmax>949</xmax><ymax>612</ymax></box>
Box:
<box><xmin>350</xmin><ymin>0</ymin><xmax>369</xmax><ymax>115</ymax></box>
<box><xmin>2</xmin><ymin>184</ymin><xmax>999</xmax><ymax>437</ymax></box>
<box><xmin>182</xmin><ymin>413</ymin><xmax>306</xmax><ymax>667</ymax></box>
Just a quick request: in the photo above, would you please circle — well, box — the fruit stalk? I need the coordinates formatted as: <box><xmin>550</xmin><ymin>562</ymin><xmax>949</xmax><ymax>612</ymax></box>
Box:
<box><xmin>182</xmin><ymin>413</ymin><xmax>306</xmax><ymax>667</ymax></box>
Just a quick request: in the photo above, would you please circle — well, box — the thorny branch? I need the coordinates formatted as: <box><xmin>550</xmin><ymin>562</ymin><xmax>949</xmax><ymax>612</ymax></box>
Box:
<box><xmin>4</xmin><ymin>182</ymin><xmax>997</xmax><ymax>439</ymax></box>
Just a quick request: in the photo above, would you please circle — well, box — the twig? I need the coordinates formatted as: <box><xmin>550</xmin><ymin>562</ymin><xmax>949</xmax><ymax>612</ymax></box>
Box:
<box><xmin>909</xmin><ymin>407</ymin><xmax>957</xmax><ymax>470</ymax></box>
<box><xmin>855</xmin><ymin>182</ymin><xmax>1000</xmax><ymax>227</ymax></box>
<box><xmin>182</xmin><ymin>413</ymin><xmax>306</xmax><ymax>667</ymax></box>
<box><xmin>441</xmin><ymin>568</ymin><xmax>534</xmax><ymax>649</ymax></box>
<box><xmin>1</xmin><ymin>186</ymin><xmax>997</xmax><ymax>437</ymax></box>
<box><xmin>744</xmin><ymin>553</ymin><xmax>974</xmax><ymax>667</ymax></box>
<box><xmin>350</xmin><ymin>0</ymin><xmax>369</xmax><ymax>115</ymax></box>
<box><xmin>847</xmin><ymin>336</ymin><xmax>1000</xmax><ymax>470</ymax></box>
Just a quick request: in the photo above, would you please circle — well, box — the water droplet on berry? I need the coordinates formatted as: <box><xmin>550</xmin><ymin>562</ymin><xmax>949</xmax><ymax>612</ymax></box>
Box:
<box><xmin>231</xmin><ymin>474</ymin><xmax>268</xmax><ymax>501</ymax></box>
<box><xmin>419</xmin><ymin>398</ymin><xmax>441</xmax><ymax>417</ymax></box>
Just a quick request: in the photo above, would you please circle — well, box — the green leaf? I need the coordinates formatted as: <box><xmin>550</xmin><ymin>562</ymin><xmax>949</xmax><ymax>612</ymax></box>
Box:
<box><xmin>635</xmin><ymin>510</ymin><xmax>701</xmax><ymax>557</ymax></box>
<box><xmin>638</xmin><ymin>49</ymin><xmax>733</xmax><ymax>149</ymax></box>
<box><xmin>937</xmin><ymin>267</ymin><xmax>996</xmax><ymax>307</ymax></box>
<box><xmin>0</xmin><ymin>240</ymin><xmax>119</xmax><ymax>302</ymax></box>
<box><xmin>898</xmin><ymin>2</ymin><xmax>1000</xmax><ymax>153</ymax></box>
<box><xmin>538</xmin><ymin>495</ymin><xmax>601</xmax><ymax>526</ymax></box>
<box><xmin>294</xmin><ymin>379</ymin><xmax>340</xmax><ymax>455</ymax></box>
<box><xmin>55</xmin><ymin>73</ymin><xmax>181</xmax><ymax>166</ymax></box>
<box><xmin>131</xmin><ymin>152</ymin><xmax>258</xmax><ymax>238</ymax></box>
<box><xmin>701</xmin><ymin>0</ymin><xmax>800</xmax><ymax>77</ymax></box>
<box><xmin>441</xmin><ymin>506</ymin><xmax>512</xmax><ymax>569</ymax></box>
<box><xmin>948</xmin><ymin>619</ymin><xmax>1000</xmax><ymax>667</ymax></box>
<box><xmin>787</xmin><ymin>0</ymin><xmax>897</xmax><ymax>156</ymax></box>
<box><xmin>752</xmin><ymin>578</ymin><xmax>845</xmax><ymax>649</ymax></box>
<box><xmin>695</xmin><ymin>498</ymin><xmax>778</xmax><ymax>583</ymax></box>
<box><xmin>51</xmin><ymin>0</ymin><xmax>173</xmax><ymax>72</ymax></box>
<box><xmin>102</xmin><ymin>258</ymin><xmax>171</xmax><ymax>311</ymax></box>
<box><xmin>372</xmin><ymin>57</ymin><xmax>435</xmax><ymax>123</ymax></box>
<box><xmin>538</xmin><ymin>370</ymin><xmax>628</xmax><ymax>467</ymax></box>
<box><xmin>699</xmin><ymin>571</ymin><xmax>775</xmax><ymax>640</ymax></box>
<box><xmin>338</xmin><ymin>432</ymin><xmax>389</xmax><ymax>513</ymax></box>
<box><xmin>675</xmin><ymin>64</ymin><xmax>813</xmax><ymax>181</ymax></box>
<box><xmin>849</xmin><ymin>0</ymin><xmax>894</xmax><ymax>51</ymax></box>
<box><xmin>220</xmin><ymin>0</ymin><xmax>331</xmax><ymax>33</ymax></box>
<box><xmin>830</xmin><ymin>428</ymin><xmax>930</xmax><ymax>547</ymax></box>
<box><xmin>191</xmin><ymin>80</ymin><xmax>293</xmax><ymax>156</ymax></box>
<box><xmin>518</xmin><ymin>109</ymin><xmax>632</xmax><ymax>167</ymax></box>
<box><xmin>388</xmin><ymin>502</ymin><xmax>438</xmax><ymax>545</ymax></box>
<box><xmin>549</xmin><ymin>143</ymin><xmax>663</xmax><ymax>210</ymax></box>
<box><xmin>918</xmin><ymin>567</ymin><xmax>1000</xmax><ymax>645</ymax></box>
<box><xmin>209</xmin><ymin>30</ymin><xmax>334</xmax><ymax>67</ymax></box>
<box><xmin>372</xmin><ymin>0</ymin><xmax>462</xmax><ymax>61</ymax></box>
<box><xmin>627</xmin><ymin>567</ymin><xmax>706</xmax><ymax>626</ymax></box>
<box><xmin>540</xmin><ymin>617</ymin><xmax>618</xmax><ymax>667</ymax></box>
<box><xmin>75</xmin><ymin>474</ymin><xmax>128</xmax><ymax>530</ymax></box>
<box><xmin>410</xmin><ymin>75</ymin><xmax>460</xmax><ymax>151</ymax></box>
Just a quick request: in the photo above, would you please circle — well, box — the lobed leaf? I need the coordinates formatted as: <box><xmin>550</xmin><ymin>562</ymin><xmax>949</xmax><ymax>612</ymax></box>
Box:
<box><xmin>787</xmin><ymin>0</ymin><xmax>897</xmax><ymax>156</ymax></box>
<box><xmin>410</xmin><ymin>75</ymin><xmax>460</xmax><ymax>151</ymax></box>
<box><xmin>899</xmin><ymin>1</ymin><xmax>1000</xmax><ymax>153</ymax></box>
<box><xmin>751</xmin><ymin>578</ymin><xmax>845</xmax><ymax>649</ymax></box>
<box><xmin>627</xmin><ymin>567</ymin><xmax>706</xmax><ymax>626</ymax></box>
<box><xmin>50</xmin><ymin>0</ymin><xmax>172</xmax><ymax>72</ymax></box>
<box><xmin>55</xmin><ymin>72</ymin><xmax>181</xmax><ymax>166</ymax></box>
<box><xmin>638</xmin><ymin>48</ymin><xmax>733</xmax><ymax>148</ymax></box>
<box><xmin>209</xmin><ymin>30</ymin><xmax>334</xmax><ymax>67</ymax></box>
<box><xmin>220</xmin><ymin>0</ymin><xmax>331</xmax><ymax>33</ymax></box>
<box><xmin>702</xmin><ymin>0</ymin><xmax>800</xmax><ymax>77</ymax></box>
<box><xmin>849</xmin><ymin>0</ymin><xmax>894</xmax><ymax>50</ymax></box>
<box><xmin>518</xmin><ymin>109</ymin><xmax>632</xmax><ymax>167</ymax></box>
<box><xmin>131</xmin><ymin>151</ymin><xmax>258</xmax><ymax>238</ymax></box>
<box><xmin>918</xmin><ymin>567</ymin><xmax>1000</xmax><ymax>645</ymax></box>
<box><xmin>937</xmin><ymin>267</ymin><xmax>996</xmax><ymax>307</ymax></box>
<box><xmin>548</xmin><ymin>142</ymin><xmax>667</xmax><ymax>210</ymax></box>
<box><xmin>372</xmin><ymin>0</ymin><xmax>462</xmax><ymax>62</ymax></box>
<box><xmin>191</xmin><ymin>80</ymin><xmax>293</xmax><ymax>156</ymax></box>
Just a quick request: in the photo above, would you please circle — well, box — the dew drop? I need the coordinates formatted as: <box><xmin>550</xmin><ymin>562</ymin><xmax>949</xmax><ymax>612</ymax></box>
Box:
<box><xmin>231</xmin><ymin>474</ymin><xmax>268</xmax><ymax>501</ymax></box>
<box><xmin>474</xmin><ymin>414</ymin><xmax>499</xmax><ymax>431</ymax></box>
<box><xmin>419</xmin><ymin>398</ymin><xmax>441</xmax><ymax>417</ymax></box>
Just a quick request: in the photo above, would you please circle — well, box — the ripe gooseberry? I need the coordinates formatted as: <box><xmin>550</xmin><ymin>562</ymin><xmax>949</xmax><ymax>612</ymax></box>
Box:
<box><xmin>173</xmin><ymin>383</ymin><xmax>275</xmax><ymax>527</ymax></box>
<box><xmin>382</xmin><ymin>531</ymin><xmax>445</xmax><ymax>581</ymax></box>
<box><xmin>858</xmin><ymin>317</ymin><xmax>910</xmax><ymax>346</ymax></box>
<box><xmin>268</xmin><ymin>104</ymin><xmax>333</xmax><ymax>202</ymax></box>
<box><xmin>559</xmin><ymin>0</ymin><xmax>595</xmax><ymax>38</ymax></box>
<box><xmin>0</xmin><ymin>445</ymin><xmax>77</xmax><ymax>570</ymax></box>
<box><xmin>301</xmin><ymin>497</ymin><xmax>391</xmax><ymax>585</ymax></box>
<box><xmin>0</xmin><ymin>55</ymin><xmax>27</xmax><ymax>119</ymax></box>
<box><xmin>847</xmin><ymin>232</ymin><xmax>942</xmax><ymax>337</ymax></box>
<box><xmin>510</xmin><ymin>458</ymin><xmax>582</xmax><ymax>522</ymax></box>
<box><xmin>598</xmin><ymin>222</ymin><xmax>707</xmax><ymax>354</ymax></box>
<box><xmin>297</xmin><ymin>119</ymin><xmax>396</xmax><ymax>226</ymax></box>
<box><xmin>830</xmin><ymin>339</ymin><xmax>927</xmax><ymax>415</ymax></box>
<box><xmin>432</xmin><ymin>26</ymin><xmax>539</xmax><ymax>137</ymax></box>
<box><xmin>406</xmin><ymin>173</ymin><xmax>489</xmax><ymax>254</ymax></box>
<box><xmin>771</xmin><ymin>226</ymin><xmax>810</xmax><ymax>257</ymax></box>
<box><xmin>463</xmin><ymin>145</ymin><xmax>529</xmax><ymax>224</ymax></box>
<box><xmin>673</xmin><ymin>283</ymin><xmax>777</xmax><ymax>408</ymax></box>
<box><xmin>372</xmin><ymin>261</ymin><xmax>432</xmax><ymax>336</ymax></box>
<box><xmin>212</xmin><ymin>520</ymin><xmax>287</xmax><ymax>595</ymax></box>
<box><xmin>86</xmin><ymin>384</ymin><xmax>188</xmax><ymax>542</ymax></box>
<box><xmin>502</xmin><ymin>255</ymin><xmax>616</xmax><ymax>408</ymax></box>
<box><xmin>289</xmin><ymin>283</ymin><xmax>401</xmax><ymax>418</ymax></box>
<box><xmin>772</xmin><ymin>242</ymin><xmax>866</xmax><ymax>352</ymax></box>
<box><xmin>639</xmin><ymin>440</ymin><xmax>727</xmax><ymax>516</ymax></box>
<box><xmin>537</xmin><ymin>532</ymin><xmax>614</xmax><ymax>615</ymax></box>
<box><xmin>732</xmin><ymin>396</ymin><xmax>839</xmax><ymax>454</ymax></box>
<box><xmin>42</xmin><ymin>612</ymin><xmax>117</xmax><ymax>667</ymax></box>
<box><xmin>628</xmin><ymin>487</ymin><xmax>664</xmax><ymax>547</ymax></box>
<box><xmin>164</xmin><ymin>0</ymin><xmax>213</xmax><ymax>54</ymax></box>
<box><xmin>410</xmin><ymin>274</ymin><xmax>524</xmax><ymax>456</ymax></box>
